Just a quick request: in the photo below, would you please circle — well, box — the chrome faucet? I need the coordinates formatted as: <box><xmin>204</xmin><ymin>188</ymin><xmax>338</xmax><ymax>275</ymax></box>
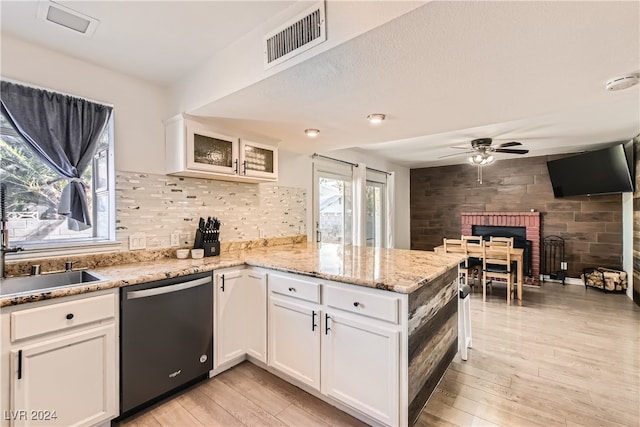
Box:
<box><xmin>1</xmin><ymin>183</ymin><xmax>23</xmax><ymax>278</ymax></box>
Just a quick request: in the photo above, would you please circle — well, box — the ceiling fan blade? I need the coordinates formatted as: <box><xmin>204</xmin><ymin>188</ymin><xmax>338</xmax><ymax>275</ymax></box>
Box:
<box><xmin>494</xmin><ymin>148</ymin><xmax>529</xmax><ymax>155</ymax></box>
<box><xmin>438</xmin><ymin>150</ymin><xmax>474</xmax><ymax>159</ymax></box>
<box><xmin>497</xmin><ymin>141</ymin><xmax>522</xmax><ymax>148</ymax></box>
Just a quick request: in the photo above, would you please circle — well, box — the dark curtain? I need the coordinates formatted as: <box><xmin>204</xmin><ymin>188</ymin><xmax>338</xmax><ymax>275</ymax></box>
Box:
<box><xmin>0</xmin><ymin>81</ymin><xmax>112</xmax><ymax>231</ymax></box>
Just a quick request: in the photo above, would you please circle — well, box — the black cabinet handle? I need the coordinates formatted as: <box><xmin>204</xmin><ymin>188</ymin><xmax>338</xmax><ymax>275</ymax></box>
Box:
<box><xmin>66</xmin><ymin>313</ymin><xmax>74</xmax><ymax>320</ymax></box>
<box><xmin>17</xmin><ymin>350</ymin><xmax>22</xmax><ymax>379</ymax></box>
<box><xmin>221</xmin><ymin>274</ymin><xmax>225</xmax><ymax>292</ymax></box>
<box><xmin>234</xmin><ymin>159</ymin><xmax>239</xmax><ymax>174</ymax></box>
<box><xmin>312</xmin><ymin>310</ymin><xmax>317</xmax><ymax>331</ymax></box>
<box><xmin>325</xmin><ymin>313</ymin><xmax>331</xmax><ymax>335</ymax></box>
<box><xmin>242</xmin><ymin>160</ymin><xmax>247</xmax><ymax>175</ymax></box>
<box><xmin>288</xmin><ymin>287</ymin><xmax>296</xmax><ymax>292</ymax></box>
<box><xmin>353</xmin><ymin>302</ymin><xmax>360</xmax><ymax>307</ymax></box>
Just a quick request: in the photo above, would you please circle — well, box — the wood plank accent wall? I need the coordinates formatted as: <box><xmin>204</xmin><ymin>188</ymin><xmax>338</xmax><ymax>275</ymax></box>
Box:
<box><xmin>410</xmin><ymin>154</ymin><xmax>623</xmax><ymax>278</ymax></box>
<box><xmin>633</xmin><ymin>138</ymin><xmax>639</xmax><ymax>306</ymax></box>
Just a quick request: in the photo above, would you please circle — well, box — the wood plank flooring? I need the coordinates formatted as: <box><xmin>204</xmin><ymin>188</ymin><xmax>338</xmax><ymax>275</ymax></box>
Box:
<box><xmin>116</xmin><ymin>282</ymin><xmax>640</xmax><ymax>427</ymax></box>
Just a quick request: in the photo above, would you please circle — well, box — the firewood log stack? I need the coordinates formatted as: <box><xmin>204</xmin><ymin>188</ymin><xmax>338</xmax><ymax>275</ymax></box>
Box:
<box><xmin>581</xmin><ymin>267</ymin><xmax>628</xmax><ymax>291</ymax></box>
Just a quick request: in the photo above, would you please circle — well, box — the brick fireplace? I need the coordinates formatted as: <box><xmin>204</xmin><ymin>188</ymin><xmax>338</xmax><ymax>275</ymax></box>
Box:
<box><xmin>461</xmin><ymin>211</ymin><xmax>541</xmax><ymax>285</ymax></box>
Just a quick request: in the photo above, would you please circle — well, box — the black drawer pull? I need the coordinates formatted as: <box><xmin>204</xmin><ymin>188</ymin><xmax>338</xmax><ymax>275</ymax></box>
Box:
<box><xmin>325</xmin><ymin>313</ymin><xmax>331</xmax><ymax>335</ymax></box>
<box><xmin>353</xmin><ymin>302</ymin><xmax>360</xmax><ymax>307</ymax></box>
<box><xmin>288</xmin><ymin>287</ymin><xmax>296</xmax><ymax>292</ymax></box>
<box><xmin>311</xmin><ymin>310</ymin><xmax>317</xmax><ymax>331</ymax></box>
<box><xmin>66</xmin><ymin>313</ymin><xmax>74</xmax><ymax>320</ymax></box>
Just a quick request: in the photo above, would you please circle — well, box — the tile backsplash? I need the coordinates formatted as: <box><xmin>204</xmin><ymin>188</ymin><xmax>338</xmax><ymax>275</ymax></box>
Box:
<box><xmin>116</xmin><ymin>171</ymin><xmax>306</xmax><ymax>250</ymax></box>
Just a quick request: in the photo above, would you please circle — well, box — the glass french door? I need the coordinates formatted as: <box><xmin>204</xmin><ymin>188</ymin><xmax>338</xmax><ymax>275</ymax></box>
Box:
<box><xmin>365</xmin><ymin>181</ymin><xmax>386</xmax><ymax>247</ymax></box>
<box><xmin>314</xmin><ymin>168</ymin><xmax>353</xmax><ymax>245</ymax></box>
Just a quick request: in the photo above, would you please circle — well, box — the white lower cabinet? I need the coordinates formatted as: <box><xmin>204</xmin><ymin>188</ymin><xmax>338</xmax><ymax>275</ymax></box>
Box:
<box><xmin>268</xmin><ymin>295</ymin><xmax>320</xmax><ymax>389</ymax></box>
<box><xmin>245</xmin><ymin>269</ymin><xmax>267</xmax><ymax>362</ymax></box>
<box><xmin>322</xmin><ymin>311</ymin><xmax>400</xmax><ymax>426</ymax></box>
<box><xmin>267</xmin><ymin>272</ymin><xmax>403</xmax><ymax>426</ymax></box>
<box><xmin>214</xmin><ymin>268</ymin><xmax>247</xmax><ymax>368</ymax></box>
<box><xmin>214</xmin><ymin>267</ymin><xmax>267</xmax><ymax>371</ymax></box>
<box><xmin>1</xmin><ymin>291</ymin><xmax>118</xmax><ymax>427</ymax></box>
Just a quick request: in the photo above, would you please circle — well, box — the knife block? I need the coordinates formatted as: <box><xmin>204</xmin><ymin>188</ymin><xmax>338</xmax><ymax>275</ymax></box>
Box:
<box><xmin>202</xmin><ymin>241</ymin><xmax>220</xmax><ymax>257</ymax></box>
<box><xmin>194</xmin><ymin>230</ymin><xmax>220</xmax><ymax>257</ymax></box>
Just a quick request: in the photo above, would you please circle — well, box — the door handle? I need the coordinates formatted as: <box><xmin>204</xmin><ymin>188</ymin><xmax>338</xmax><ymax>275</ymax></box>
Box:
<box><xmin>325</xmin><ymin>313</ymin><xmax>331</xmax><ymax>335</ymax></box>
<box><xmin>234</xmin><ymin>159</ymin><xmax>239</xmax><ymax>174</ymax></box>
<box><xmin>17</xmin><ymin>350</ymin><xmax>22</xmax><ymax>379</ymax></box>
<box><xmin>242</xmin><ymin>160</ymin><xmax>247</xmax><ymax>175</ymax></box>
<box><xmin>221</xmin><ymin>274</ymin><xmax>225</xmax><ymax>292</ymax></box>
<box><xmin>312</xmin><ymin>310</ymin><xmax>317</xmax><ymax>331</ymax></box>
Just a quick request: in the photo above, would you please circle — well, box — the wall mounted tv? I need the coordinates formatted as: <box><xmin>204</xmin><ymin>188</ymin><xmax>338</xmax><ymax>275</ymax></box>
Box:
<box><xmin>546</xmin><ymin>142</ymin><xmax>635</xmax><ymax>197</ymax></box>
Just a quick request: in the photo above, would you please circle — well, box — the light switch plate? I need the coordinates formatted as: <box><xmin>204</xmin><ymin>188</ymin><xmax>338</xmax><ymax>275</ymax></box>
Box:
<box><xmin>170</xmin><ymin>232</ymin><xmax>180</xmax><ymax>247</ymax></box>
<box><xmin>129</xmin><ymin>233</ymin><xmax>147</xmax><ymax>250</ymax></box>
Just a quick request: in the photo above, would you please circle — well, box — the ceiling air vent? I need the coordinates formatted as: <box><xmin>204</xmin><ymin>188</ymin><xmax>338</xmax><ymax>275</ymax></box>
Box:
<box><xmin>37</xmin><ymin>1</ymin><xmax>100</xmax><ymax>36</ymax></box>
<box><xmin>264</xmin><ymin>1</ymin><xmax>326</xmax><ymax>69</ymax></box>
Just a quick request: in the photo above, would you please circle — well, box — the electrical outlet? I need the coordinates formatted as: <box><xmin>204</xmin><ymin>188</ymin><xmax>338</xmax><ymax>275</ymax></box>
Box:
<box><xmin>170</xmin><ymin>232</ymin><xmax>180</xmax><ymax>247</ymax></box>
<box><xmin>561</xmin><ymin>261</ymin><xmax>568</xmax><ymax>270</ymax></box>
<box><xmin>258</xmin><ymin>228</ymin><xmax>265</xmax><ymax>238</ymax></box>
<box><xmin>129</xmin><ymin>233</ymin><xmax>147</xmax><ymax>250</ymax></box>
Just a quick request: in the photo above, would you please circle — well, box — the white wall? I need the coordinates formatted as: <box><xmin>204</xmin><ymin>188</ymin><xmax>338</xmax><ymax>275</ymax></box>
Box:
<box><xmin>277</xmin><ymin>148</ymin><xmax>411</xmax><ymax>249</ymax></box>
<box><xmin>0</xmin><ymin>35</ymin><xmax>168</xmax><ymax>175</ymax></box>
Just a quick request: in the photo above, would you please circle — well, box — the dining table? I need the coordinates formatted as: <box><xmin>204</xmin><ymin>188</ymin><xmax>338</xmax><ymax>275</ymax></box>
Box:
<box><xmin>434</xmin><ymin>243</ymin><xmax>525</xmax><ymax>302</ymax></box>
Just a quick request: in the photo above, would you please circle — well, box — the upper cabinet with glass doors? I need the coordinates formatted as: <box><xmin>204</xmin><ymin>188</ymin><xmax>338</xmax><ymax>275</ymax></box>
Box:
<box><xmin>165</xmin><ymin>114</ymin><xmax>278</xmax><ymax>182</ymax></box>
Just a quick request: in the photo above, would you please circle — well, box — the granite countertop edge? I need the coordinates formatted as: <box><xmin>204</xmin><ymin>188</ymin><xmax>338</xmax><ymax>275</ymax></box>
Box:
<box><xmin>1</xmin><ymin>245</ymin><xmax>464</xmax><ymax>307</ymax></box>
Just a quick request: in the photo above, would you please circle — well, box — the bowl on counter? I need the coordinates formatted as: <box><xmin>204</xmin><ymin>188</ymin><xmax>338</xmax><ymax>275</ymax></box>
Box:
<box><xmin>176</xmin><ymin>249</ymin><xmax>190</xmax><ymax>259</ymax></box>
<box><xmin>191</xmin><ymin>249</ymin><xmax>204</xmax><ymax>259</ymax></box>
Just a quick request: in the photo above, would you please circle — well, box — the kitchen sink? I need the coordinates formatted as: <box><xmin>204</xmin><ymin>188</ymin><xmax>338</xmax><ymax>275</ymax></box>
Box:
<box><xmin>0</xmin><ymin>270</ymin><xmax>107</xmax><ymax>297</ymax></box>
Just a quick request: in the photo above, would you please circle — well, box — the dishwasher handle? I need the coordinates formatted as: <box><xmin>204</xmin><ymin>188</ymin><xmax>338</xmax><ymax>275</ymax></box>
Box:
<box><xmin>126</xmin><ymin>276</ymin><xmax>211</xmax><ymax>299</ymax></box>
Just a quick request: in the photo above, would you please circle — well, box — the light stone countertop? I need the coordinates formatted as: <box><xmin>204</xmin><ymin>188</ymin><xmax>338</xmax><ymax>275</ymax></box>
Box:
<box><xmin>0</xmin><ymin>243</ymin><xmax>465</xmax><ymax>307</ymax></box>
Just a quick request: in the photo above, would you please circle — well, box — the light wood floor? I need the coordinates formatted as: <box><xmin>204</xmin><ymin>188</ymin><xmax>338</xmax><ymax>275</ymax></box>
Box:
<box><xmin>117</xmin><ymin>283</ymin><xmax>640</xmax><ymax>427</ymax></box>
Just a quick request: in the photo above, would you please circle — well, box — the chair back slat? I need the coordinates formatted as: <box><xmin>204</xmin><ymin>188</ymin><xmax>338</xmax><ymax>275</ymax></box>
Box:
<box><xmin>489</xmin><ymin>236</ymin><xmax>514</xmax><ymax>248</ymax></box>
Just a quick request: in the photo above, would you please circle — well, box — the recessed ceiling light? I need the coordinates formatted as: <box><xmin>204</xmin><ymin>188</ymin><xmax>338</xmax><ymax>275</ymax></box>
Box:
<box><xmin>367</xmin><ymin>113</ymin><xmax>386</xmax><ymax>124</ymax></box>
<box><xmin>37</xmin><ymin>1</ymin><xmax>100</xmax><ymax>36</ymax></box>
<box><xmin>305</xmin><ymin>128</ymin><xmax>320</xmax><ymax>137</ymax></box>
<box><xmin>605</xmin><ymin>74</ymin><xmax>639</xmax><ymax>91</ymax></box>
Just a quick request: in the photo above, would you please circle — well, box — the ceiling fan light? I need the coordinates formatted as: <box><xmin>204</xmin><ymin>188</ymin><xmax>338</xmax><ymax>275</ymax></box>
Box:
<box><xmin>486</xmin><ymin>155</ymin><xmax>495</xmax><ymax>164</ymax></box>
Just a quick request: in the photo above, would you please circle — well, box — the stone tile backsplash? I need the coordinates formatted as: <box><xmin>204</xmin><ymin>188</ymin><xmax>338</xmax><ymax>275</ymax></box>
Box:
<box><xmin>116</xmin><ymin>171</ymin><xmax>306</xmax><ymax>250</ymax></box>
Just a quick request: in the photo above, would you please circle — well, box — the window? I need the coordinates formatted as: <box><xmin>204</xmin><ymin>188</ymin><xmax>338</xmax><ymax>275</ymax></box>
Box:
<box><xmin>366</xmin><ymin>180</ymin><xmax>386</xmax><ymax>247</ymax></box>
<box><xmin>313</xmin><ymin>162</ymin><xmax>353</xmax><ymax>245</ymax></box>
<box><xmin>312</xmin><ymin>157</ymin><xmax>393</xmax><ymax>248</ymax></box>
<box><xmin>0</xmin><ymin>111</ymin><xmax>115</xmax><ymax>248</ymax></box>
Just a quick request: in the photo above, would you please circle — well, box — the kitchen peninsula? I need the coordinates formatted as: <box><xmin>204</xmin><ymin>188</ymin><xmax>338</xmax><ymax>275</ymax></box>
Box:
<box><xmin>1</xmin><ymin>242</ymin><xmax>463</xmax><ymax>427</ymax></box>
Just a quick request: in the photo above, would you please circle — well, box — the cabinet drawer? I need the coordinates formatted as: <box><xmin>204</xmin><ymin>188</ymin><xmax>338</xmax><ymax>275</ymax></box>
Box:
<box><xmin>269</xmin><ymin>274</ymin><xmax>320</xmax><ymax>304</ymax></box>
<box><xmin>11</xmin><ymin>294</ymin><xmax>116</xmax><ymax>341</ymax></box>
<box><xmin>325</xmin><ymin>286</ymin><xmax>399</xmax><ymax>324</ymax></box>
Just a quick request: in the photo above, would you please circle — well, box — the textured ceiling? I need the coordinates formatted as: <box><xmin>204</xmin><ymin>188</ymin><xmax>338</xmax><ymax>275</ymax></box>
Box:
<box><xmin>1</xmin><ymin>1</ymin><xmax>639</xmax><ymax>167</ymax></box>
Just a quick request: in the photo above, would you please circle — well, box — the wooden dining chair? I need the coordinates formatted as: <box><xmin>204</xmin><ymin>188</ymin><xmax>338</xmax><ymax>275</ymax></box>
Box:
<box><xmin>460</xmin><ymin>235</ymin><xmax>483</xmax><ymax>289</ymax></box>
<box><xmin>489</xmin><ymin>236</ymin><xmax>514</xmax><ymax>247</ymax></box>
<box><xmin>443</xmin><ymin>238</ymin><xmax>470</xmax><ymax>285</ymax></box>
<box><xmin>482</xmin><ymin>243</ymin><xmax>516</xmax><ymax>305</ymax></box>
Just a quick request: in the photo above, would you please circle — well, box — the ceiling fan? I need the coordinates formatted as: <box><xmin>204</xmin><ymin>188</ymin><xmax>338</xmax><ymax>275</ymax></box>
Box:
<box><xmin>441</xmin><ymin>138</ymin><xmax>530</xmax><ymax>184</ymax></box>
<box><xmin>439</xmin><ymin>138</ymin><xmax>530</xmax><ymax>159</ymax></box>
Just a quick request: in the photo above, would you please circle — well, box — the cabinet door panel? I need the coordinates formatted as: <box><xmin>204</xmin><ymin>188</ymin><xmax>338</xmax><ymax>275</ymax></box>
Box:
<box><xmin>268</xmin><ymin>295</ymin><xmax>320</xmax><ymax>390</ymax></box>
<box><xmin>245</xmin><ymin>270</ymin><xmax>267</xmax><ymax>362</ymax></box>
<box><xmin>10</xmin><ymin>325</ymin><xmax>117</xmax><ymax>427</ymax></box>
<box><xmin>240</xmin><ymin>140</ymin><xmax>278</xmax><ymax>180</ymax></box>
<box><xmin>215</xmin><ymin>270</ymin><xmax>246</xmax><ymax>368</ymax></box>
<box><xmin>323</xmin><ymin>312</ymin><xmax>399</xmax><ymax>426</ymax></box>
<box><xmin>186</xmin><ymin>125</ymin><xmax>238</xmax><ymax>175</ymax></box>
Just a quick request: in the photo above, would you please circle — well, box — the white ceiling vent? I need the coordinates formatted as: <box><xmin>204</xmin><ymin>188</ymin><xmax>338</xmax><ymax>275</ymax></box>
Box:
<box><xmin>37</xmin><ymin>1</ymin><xmax>100</xmax><ymax>36</ymax></box>
<box><xmin>264</xmin><ymin>1</ymin><xmax>326</xmax><ymax>69</ymax></box>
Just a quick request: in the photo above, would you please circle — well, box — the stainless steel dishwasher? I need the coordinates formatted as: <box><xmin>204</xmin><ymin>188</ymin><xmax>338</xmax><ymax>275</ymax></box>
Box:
<box><xmin>119</xmin><ymin>272</ymin><xmax>213</xmax><ymax>418</ymax></box>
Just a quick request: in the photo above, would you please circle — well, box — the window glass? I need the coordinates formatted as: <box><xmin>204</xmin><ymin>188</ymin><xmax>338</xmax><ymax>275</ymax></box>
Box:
<box><xmin>0</xmin><ymin>112</ymin><xmax>113</xmax><ymax>245</ymax></box>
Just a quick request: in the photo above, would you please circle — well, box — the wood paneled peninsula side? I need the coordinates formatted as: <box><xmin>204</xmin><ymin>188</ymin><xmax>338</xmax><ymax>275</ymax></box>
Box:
<box><xmin>1</xmin><ymin>242</ymin><xmax>463</xmax><ymax>426</ymax></box>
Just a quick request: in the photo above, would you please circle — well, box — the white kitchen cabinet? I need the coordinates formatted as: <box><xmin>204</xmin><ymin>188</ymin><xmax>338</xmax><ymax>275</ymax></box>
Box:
<box><xmin>322</xmin><ymin>310</ymin><xmax>400</xmax><ymax>426</ymax></box>
<box><xmin>1</xmin><ymin>290</ymin><xmax>118</xmax><ymax>427</ymax></box>
<box><xmin>245</xmin><ymin>269</ymin><xmax>267</xmax><ymax>363</ymax></box>
<box><xmin>213</xmin><ymin>267</ymin><xmax>267</xmax><ymax>372</ymax></box>
<box><xmin>165</xmin><ymin>114</ymin><xmax>278</xmax><ymax>182</ymax></box>
<box><xmin>214</xmin><ymin>268</ymin><xmax>247</xmax><ymax>369</ymax></box>
<box><xmin>268</xmin><ymin>295</ymin><xmax>321</xmax><ymax>390</ymax></box>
